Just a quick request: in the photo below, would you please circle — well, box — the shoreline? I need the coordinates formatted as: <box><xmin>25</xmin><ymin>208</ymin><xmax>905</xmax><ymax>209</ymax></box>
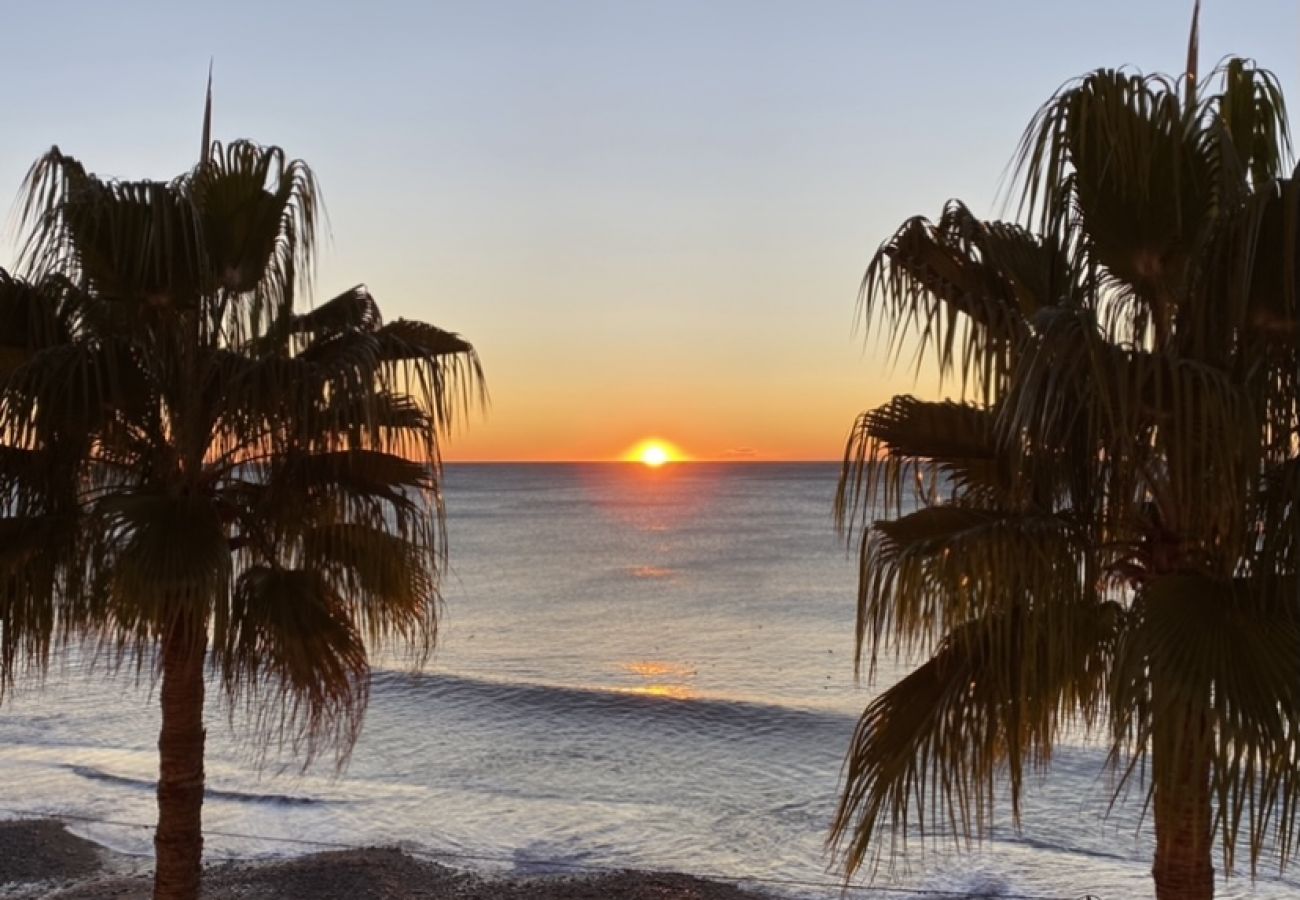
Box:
<box><xmin>0</xmin><ymin>819</ymin><xmax>785</xmax><ymax>900</ymax></box>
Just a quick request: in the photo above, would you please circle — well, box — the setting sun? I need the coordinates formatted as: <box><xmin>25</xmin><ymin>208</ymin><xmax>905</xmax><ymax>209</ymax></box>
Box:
<box><xmin>642</xmin><ymin>445</ymin><xmax>668</xmax><ymax>466</ymax></box>
<box><xmin>624</xmin><ymin>439</ymin><xmax>686</xmax><ymax>466</ymax></box>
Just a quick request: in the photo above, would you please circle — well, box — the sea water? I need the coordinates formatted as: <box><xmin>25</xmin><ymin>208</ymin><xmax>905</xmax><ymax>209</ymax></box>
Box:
<box><xmin>0</xmin><ymin>463</ymin><xmax>1295</xmax><ymax>899</ymax></box>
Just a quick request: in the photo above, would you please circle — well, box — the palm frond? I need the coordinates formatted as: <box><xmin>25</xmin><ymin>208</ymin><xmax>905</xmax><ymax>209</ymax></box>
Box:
<box><xmin>94</xmin><ymin>492</ymin><xmax>231</xmax><ymax>642</ymax></box>
<box><xmin>301</xmin><ymin>523</ymin><xmax>436</xmax><ymax>656</ymax></box>
<box><xmin>0</xmin><ymin>271</ymin><xmax>72</xmax><ymax>365</ymax></box>
<box><xmin>0</xmin><ymin>515</ymin><xmax>74</xmax><ymax>692</ymax></box>
<box><xmin>1111</xmin><ymin>573</ymin><xmax>1300</xmax><ymax>874</ymax></box>
<box><xmin>0</xmin><ymin>337</ymin><xmax>153</xmax><ymax>459</ymax></box>
<box><xmin>1204</xmin><ymin>59</ymin><xmax>1292</xmax><ymax>188</ymax></box>
<box><xmin>1003</xmin><ymin>307</ymin><xmax>1258</xmax><ymax>553</ymax></box>
<box><xmin>222</xmin><ymin>448</ymin><xmax>441</xmax><ymax>578</ymax></box>
<box><xmin>189</xmin><ymin>140</ymin><xmax>322</xmax><ymax>342</ymax></box>
<box><xmin>291</xmin><ymin>285</ymin><xmax>383</xmax><ymax>339</ymax></box>
<box><xmin>20</xmin><ymin>153</ymin><xmax>207</xmax><ymax>308</ymax></box>
<box><xmin>860</xmin><ymin>202</ymin><xmax>1046</xmax><ymax>400</ymax></box>
<box><xmin>830</xmin><ymin>600</ymin><xmax>1118</xmax><ymax>876</ymax></box>
<box><xmin>214</xmin><ymin>566</ymin><xmax>367</xmax><ymax>766</ymax></box>
<box><xmin>836</xmin><ymin>396</ymin><xmax>1007</xmax><ymax>536</ymax></box>
<box><xmin>853</xmin><ymin>505</ymin><xmax>1082</xmax><ymax>673</ymax></box>
<box><xmin>289</xmin><ymin>317</ymin><xmax>484</xmax><ymax>437</ymax></box>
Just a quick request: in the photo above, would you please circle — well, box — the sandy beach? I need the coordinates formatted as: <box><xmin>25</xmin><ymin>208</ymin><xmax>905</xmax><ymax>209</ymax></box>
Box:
<box><xmin>0</xmin><ymin>819</ymin><xmax>777</xmax><ymax>900</ymax></box>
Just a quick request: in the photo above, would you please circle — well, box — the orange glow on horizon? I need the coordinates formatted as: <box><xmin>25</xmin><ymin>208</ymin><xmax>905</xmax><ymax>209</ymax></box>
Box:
<box><xmin>624</xmin><ymin>438</ymin><xmax>687</xmax><ymax>466</ymax></box>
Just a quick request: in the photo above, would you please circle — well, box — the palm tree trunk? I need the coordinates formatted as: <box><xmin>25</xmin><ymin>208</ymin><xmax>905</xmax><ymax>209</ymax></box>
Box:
<box><xmin>1151</xmin><ymin>719</ymin><xmax>1214</xmax><ymax>900</ymax></box>
<box><xmin>153</xmin><ymin>617</ymin><xmax>207</xmax><ymax>900</ymax></box>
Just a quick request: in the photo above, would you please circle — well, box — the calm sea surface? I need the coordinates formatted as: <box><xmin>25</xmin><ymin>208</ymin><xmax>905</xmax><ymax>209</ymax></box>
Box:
<box><xmin>0</xmin><ymin>463</ymin><xmax>1295</xmax><ymax>898</ymax></box>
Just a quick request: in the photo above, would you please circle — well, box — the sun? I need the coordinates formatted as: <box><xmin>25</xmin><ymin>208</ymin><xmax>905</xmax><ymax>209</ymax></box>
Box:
<box><xmin>642</xmin><ymin>445</ymin><xmax>669</xmax><ymax>467</ymax></box>
<box><xmin>624</xmin><ymin>439</ymin><xmax>685</xmax><ymax>467</ymax></box>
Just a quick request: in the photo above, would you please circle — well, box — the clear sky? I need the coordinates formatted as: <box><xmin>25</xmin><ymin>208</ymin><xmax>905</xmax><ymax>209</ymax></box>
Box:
<box><xmin>0</xmin><ymin>1</ymin><xmax>1295</xmax><ymax>461</ymax></box>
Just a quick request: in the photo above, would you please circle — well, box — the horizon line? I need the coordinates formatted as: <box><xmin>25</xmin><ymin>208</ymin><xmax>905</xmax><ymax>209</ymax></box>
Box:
<box><xmin>441</xmin><ymin>458</ymin><xmax>843</xmax><ymax>465</ymax></box>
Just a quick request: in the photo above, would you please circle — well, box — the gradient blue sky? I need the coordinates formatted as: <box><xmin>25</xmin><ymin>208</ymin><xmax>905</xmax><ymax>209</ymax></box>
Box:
<box><xmin>1</xmin><ymin>1</ymin><xmax>1295</xmax><ymax>460</ymax></box>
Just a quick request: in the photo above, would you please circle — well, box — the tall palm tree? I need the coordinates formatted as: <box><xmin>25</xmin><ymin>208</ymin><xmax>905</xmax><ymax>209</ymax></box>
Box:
<box><xmin>0</xmin><ymin>133</ymin><xmax>482</xmax><ymax>899</ymax></box>
<box><xmin>832</xmin><ymin>53</ymin><xmax>1297</xmax><ymax>900</ymax></box>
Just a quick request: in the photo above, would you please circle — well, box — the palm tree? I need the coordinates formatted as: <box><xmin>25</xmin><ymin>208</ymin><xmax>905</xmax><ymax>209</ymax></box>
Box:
<box><xmin>831</xmin><ymin>50</ymin><xmax>1297</xmax><ymax>900</ymax></box>
<box><xmin>0</xmin><ymin>129</ymin><xmax>482</xmax><ymax>898</ymax></box>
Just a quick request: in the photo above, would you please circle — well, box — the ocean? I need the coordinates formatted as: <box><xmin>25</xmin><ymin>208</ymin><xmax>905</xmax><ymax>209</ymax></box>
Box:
<box><xmin>0</xmin><ymin>463</ymin><xmax>1295</xmax><ymax>899</ymax></box>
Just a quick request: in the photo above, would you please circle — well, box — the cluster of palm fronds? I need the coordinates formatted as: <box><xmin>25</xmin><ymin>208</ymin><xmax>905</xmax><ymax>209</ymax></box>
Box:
<box><xmin>0</xmin><ymin>140</ymin><xmax>481</xmax><ymax>746</ymax></box>
<box><xmin>0</xmin><ymin>129</ymin><xmax>481</xmax><ymax>898</ymax></box>
<box><xmin>833</xmin><ymin>57</ymin><xmax>1299</xmax><ymax>893</ymax></box>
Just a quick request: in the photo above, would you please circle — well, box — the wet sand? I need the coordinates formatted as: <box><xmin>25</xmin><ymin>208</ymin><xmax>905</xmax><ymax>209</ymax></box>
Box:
<box><xmin>0</xmin><ymin>820</ymin><xmax>777</xmax><ymax>899</ymax></box>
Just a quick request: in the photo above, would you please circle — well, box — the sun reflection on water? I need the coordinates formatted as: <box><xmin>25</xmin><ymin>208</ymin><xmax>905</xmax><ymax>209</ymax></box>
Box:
<box><xmin>627</xmin><ymin>565</ymin><xmax>674</xmax><ymax>579</ymax></box>
<box><xmin>624</xmin><ymin>661</ymin><xmax>695</xmax><ymax>678</ymax></box>
<box><xmin>618</xmin><ymin>683</ymin><xmax>695</xmax><ymax>700</ymax></box>
<box><xmin>620</xmin><ymin>660</ymin><xmax>697</xmax><ymax>700</ymax></box>
<box><xmin>580</xmin><ymin>460</ymin><xmax>721</xmax><ymax>533</ymax></box>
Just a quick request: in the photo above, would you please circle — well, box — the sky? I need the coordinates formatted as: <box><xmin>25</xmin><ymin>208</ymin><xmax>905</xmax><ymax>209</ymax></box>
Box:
<box><xmin>0</xmin><ymin>1</ymin><xmax>1295</xmax><ymax>461</ymax></box>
